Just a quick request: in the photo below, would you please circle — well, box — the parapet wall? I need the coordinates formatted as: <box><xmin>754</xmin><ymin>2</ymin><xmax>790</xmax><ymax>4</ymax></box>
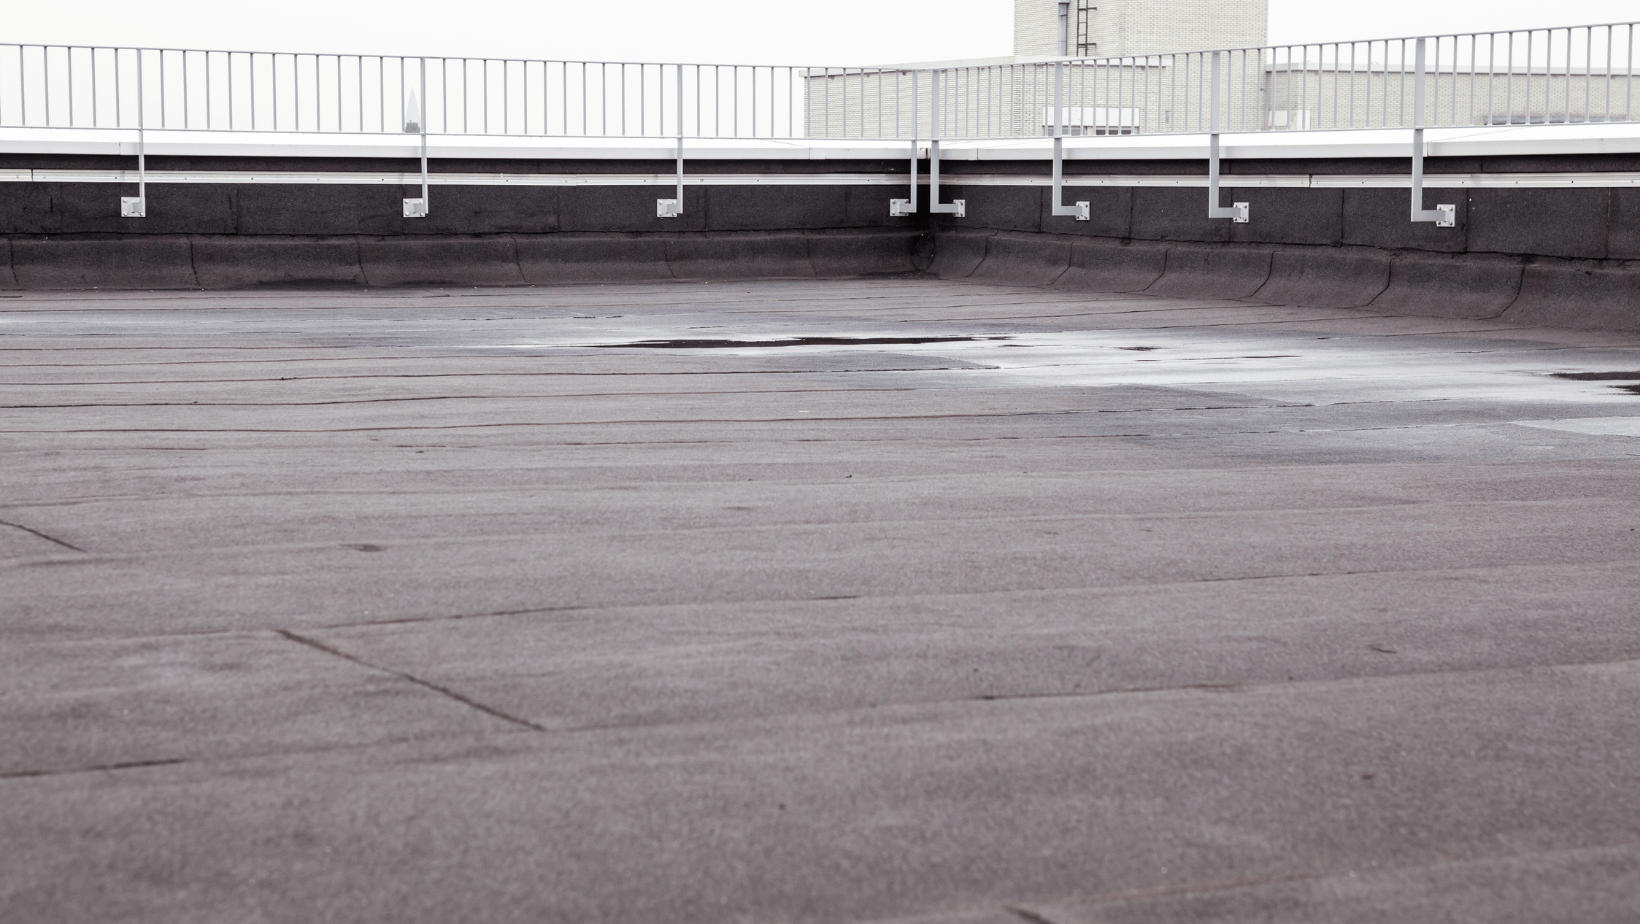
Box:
<box><xmin>1</xmin><ymin>145</ymin><xmax>1638</xmax><ymax>331</ymax></box>
<box><xmin>929</xmin><ymin>153</ymin><xmax>1640</xmax><ymax>331</ymax></box>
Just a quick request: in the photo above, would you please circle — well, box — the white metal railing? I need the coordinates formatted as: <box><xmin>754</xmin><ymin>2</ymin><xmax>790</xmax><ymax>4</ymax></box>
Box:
<box><xmin>2</xmin><ymin>22</ymin><xmax>1636</xmax><ymax>224</ymax></box>
<box><xmin>0</xmin><ymin>48</ymin><xmax>910</xmax><ymax>139</ymax></box>
<box><xmin>918</xmin><ymin>23</ymin><xmax>1640</xmax><ymax>139</ymax></box>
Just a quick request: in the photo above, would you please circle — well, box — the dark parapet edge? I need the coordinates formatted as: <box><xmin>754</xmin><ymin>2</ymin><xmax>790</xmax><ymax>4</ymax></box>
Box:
<box><xmin>938</xmin><ymin>228</ymin><xmax>1640</xmax><ymax>332</ymax></box>
<box><xmin>0</xmin><ymin>228</ymin><xmax>934</xmax><ymax>291</ymax></box>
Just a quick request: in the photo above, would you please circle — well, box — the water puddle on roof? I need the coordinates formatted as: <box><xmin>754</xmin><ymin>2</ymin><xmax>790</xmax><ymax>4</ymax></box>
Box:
<box><xmin>594</xmin><ymin>336</ymin><xmax>1008</xmax><ymax>349</ymax></box>
<box><xmin>1550</xmin><ymin>371</ymin><xmax>1640</xmax><ymax>396</ymax></box>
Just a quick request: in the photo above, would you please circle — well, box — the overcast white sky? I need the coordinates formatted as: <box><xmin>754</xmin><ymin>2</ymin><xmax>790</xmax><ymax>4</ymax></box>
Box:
<box><xmin>8</xmin><ymin>1</ymin><xmax>1640</xmax><ymax>65</ymax></box>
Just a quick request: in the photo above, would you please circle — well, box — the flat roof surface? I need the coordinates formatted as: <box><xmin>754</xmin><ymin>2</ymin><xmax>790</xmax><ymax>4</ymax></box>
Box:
<box><xmin>4</xmin><ymin>279</ymin><xmax>1640</xmax><ymax>922</ymax></box>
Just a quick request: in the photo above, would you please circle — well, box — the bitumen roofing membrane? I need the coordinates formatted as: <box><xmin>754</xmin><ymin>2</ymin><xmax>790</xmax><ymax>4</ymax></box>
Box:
<box><xmin>3</xmin><ymin>276</ymin><xmax>1639</xmax><ymax>923</ymax></box>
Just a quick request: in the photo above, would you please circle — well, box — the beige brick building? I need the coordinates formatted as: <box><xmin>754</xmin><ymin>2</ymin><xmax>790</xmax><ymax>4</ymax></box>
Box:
<box><xmin>1014</xmin><ymin>0</ymin><xmax>1269</xmax><ymax>58</ymax></box>
<box><xmin>805</xmin><ymin>4</ymin><xmax>1634</xmax><ymax>138</ymax></box>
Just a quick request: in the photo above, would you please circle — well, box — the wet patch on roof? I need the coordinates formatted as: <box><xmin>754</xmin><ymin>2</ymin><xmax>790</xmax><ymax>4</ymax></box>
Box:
<box><xmin>596</xmin><ymin>336</ymin><xmax>1007</xmax><ymax>349</ymax></box>
<box><xmin>1549</xmin><ymin>372</ymin><xmax>1640</xmax><ymax>395</ymax></box>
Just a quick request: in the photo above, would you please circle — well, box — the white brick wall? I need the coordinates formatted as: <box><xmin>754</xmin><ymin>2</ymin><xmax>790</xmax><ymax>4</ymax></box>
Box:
<box><xmin>1014</xmin><ymin>0</ymin><xmax>1062</xmax><ymax>56</ymax></box>
<box><xmin>1015</xmin><ymin>0</ymin><xmax>1269</xmax><ymax>58</ymax></box>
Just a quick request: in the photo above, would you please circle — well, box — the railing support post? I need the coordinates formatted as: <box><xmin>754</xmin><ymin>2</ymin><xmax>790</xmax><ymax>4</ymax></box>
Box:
<box><xmin>890</xmin><ymin>70</ymin><xmax>919</xmax><ymax>217</ymax></box>
<box><xmin>1050</xmin><ymin>59</ymin><xmax>1090</xmax><ymax>220</ymax></box>
<box><xmin>1207</xmin><ymin>50</ymin><xmax>1249</xmax><ymax>223</ymax></box>
<box><xmin>659</xmin><ymin>64</ymin><xmax>684</xmax><ymax>218</ymax></box>
<box><xmin>121</xmin><ymin>50</ymin><xmax>146</xmax><ymax>218</ymax></box>
<box><xmin>403</xmin><ymin>58</ymin><xmax>429</xmax><ymax>218</ymax></box>
<box><xmin>1411</xmin><ymin>38</ymin><xmax>1456</xmax><ymax>227</ymax></box>
<box><xmin>927</xmin><ymin>69</ymin><xmax>965</xmax><ymax>218</ymax></box>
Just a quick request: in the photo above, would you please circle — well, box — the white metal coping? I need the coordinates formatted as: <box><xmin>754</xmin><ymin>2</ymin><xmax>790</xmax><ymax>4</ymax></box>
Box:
<box><xmin>5</xmin><ymin>121</ymin><xmax>1640</xmax><ymax>162</ymax></box>
<box><xmin>7</xmin><ymin>169</ymin><xmax>1640</xmax><ymax>189</ymax></box>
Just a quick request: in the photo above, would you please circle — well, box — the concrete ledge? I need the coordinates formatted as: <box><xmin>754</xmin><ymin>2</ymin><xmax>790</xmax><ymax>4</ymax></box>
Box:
<box><xmin>357</xmin><ymin>237</ymin><xmax>526</xmax><ymax>287</ymax></box>
<box><xmin>11</xmin><ymin>237</ymin><xmax>200</xmax><ymax>289</ymax></box>
<box><xmin>192</xmin><ymin>237</ymin><xmax>365</xmax><ymax>287</ymax></box>
<box><xmin>0</xmin><ymin>239</ymin><xmax>15</xmax><ymax>288</ymax></box>
<box><xmin>805</xmin><ymin>230</ymin><xmax>926</xmax><ymax>277</ymax></box>
<box><xmin>515</xmin><ymin>234</ymin><xmax>674</xmax><ymax>284</ymax></box>
<box><xmin>1053</xmin><ymin>239</ymin><xmax>1168</xmax><ymax>293</ymax></box>
<box><xmin>1502</xmin><ymin>258</ymin><xmax>1640</xmax><ymax>331</ymax></box>
<box><xmin>1370</xmin><ymin>252</ymin><xmax>1525</xmax><ymax>319</ymax></box>
<box><xmin>929</xmin><ymin>230</ymin><xmax>995</xmax><ymax>279</ymax></box>
<box><xmin>665</xmin><ymin>233</ymin><xmax>815</xmax><ymax>279</ymax></box>
<box><xmin>970</xmin><ymin>233</ymin><xmax>1071</xmax><ymax>286</ymax></box>
<box><xmin>1147</xmin><ymin>243</ymin><xmax>1274</xmax><ymax>299</ymax></box>
<box><xmin>1255</xmin><ymin>247</ymin><xmax>1392</xmax><ymax>309</ymax></box>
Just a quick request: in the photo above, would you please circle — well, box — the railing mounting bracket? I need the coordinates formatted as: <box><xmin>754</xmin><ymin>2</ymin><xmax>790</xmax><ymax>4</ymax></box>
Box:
<box><xmin>1207</xmin><ymin>51</ymin><xmax>1249</xmax><ymax>224</ymax></box>
<box><xmin>1410</xmin><ymin>39</ymin><xmax>1457</xmax><ymax>229</ymax></box>
<box><xmin>403</xmin><ymin>61</ymin><xmax>430</xmax><ymax>219</ymax></box>
<box><xmin>1050</xmin><ymin>62</ymin><xmax>1089</xmax><ymax>221</ymax></box>
<box><xmin>926</xmin><ymin>72</ymin><xmax>965</xmax><ymax>219</ymax></box>
<box><xmin>659</xmin><ymin>66</ymin><xmax>685</xmax><ymax>219</ymax></box>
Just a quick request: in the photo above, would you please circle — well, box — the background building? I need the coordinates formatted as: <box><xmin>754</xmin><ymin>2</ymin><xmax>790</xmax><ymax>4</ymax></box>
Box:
<box><xmin>808</xmin><ymin>3</ymin><xmax>1633</xmax><ymax>139</ymax></box>
<box><xmin>1014</xmin><ymin>0</ymin><xmax>1270</xmax><ymax>58</ymax></box>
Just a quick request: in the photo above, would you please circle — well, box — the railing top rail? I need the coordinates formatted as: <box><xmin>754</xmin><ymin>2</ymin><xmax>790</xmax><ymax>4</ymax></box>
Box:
<box><xmin>0</xmin><ymin>42</ymin><xmax>910</xmax><ymax>75</ymax></box>
<box><xmin>1009</xmin><ymin>19</ymin><xmax>1640</xmax><ymax>69</ymax></box>
<box><xmin>6</xmin><ymin>18</ymin><xmax>1640</xmax><ymax>74</ymax></box>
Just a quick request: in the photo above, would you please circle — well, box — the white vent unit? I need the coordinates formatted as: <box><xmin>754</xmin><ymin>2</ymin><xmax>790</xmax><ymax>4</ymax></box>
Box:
<box><xmin>1042</xmin><ymin>107</ymin><xmax>1140</xmax><ymax>135</ymax></box>
<box><xmin>1270</xmin><ymin>110</ymin><xmax>1313</xmax><ymax>130</ymax></box>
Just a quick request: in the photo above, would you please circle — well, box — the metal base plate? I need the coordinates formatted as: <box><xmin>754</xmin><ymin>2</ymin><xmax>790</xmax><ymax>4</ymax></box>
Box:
<box><xmin>402</xmin><ymin>198</ymin><xmax>428</xmax><ymax>218</ymax></box>
<box><xmin>1436</xmin><ymin>204</ymin><xmax>1456</xmax><ymax>228</ymax></box>
<box><xmin>1233</xmin><ymin>202</ymin><xmax>1250</xmax><ymax>223</ymax></box>
<box><xmin>657</xmin><ymin>199</ymin><xmax>682</xmax><ymax>218</ymax></box>
<box><xmin>120</xmin><ymin>197</ymin><xmax>145</xmax><ymax>218</ymax></box>
<box><xmin>889</xmin><ymin>198</ymin><xmax>914</xmax><ymax>218</ymax></box>
<box><xmin>1052</xmin><ymin>201</ymin><xmax>1091</xmax><ymax>221</ymax></box>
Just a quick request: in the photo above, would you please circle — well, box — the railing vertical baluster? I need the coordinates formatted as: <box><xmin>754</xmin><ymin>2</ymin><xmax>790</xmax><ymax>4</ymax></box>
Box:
<box><xmin>1452</xmin><ymin>36</ymin><xmax>1461</xmax><ymax>126</ymax></box>
<box><xmin>1286</xmin><ymin>46</ymin><xmax>1294</xmax><ymax>130</ymax></box>
<box><xmin>1566</xmin><ymin>28</ymin><xmax>1575</xmax><ymax>123</ymax></box>
<box><xmin>1507</xmin><ymin>33</ymin><xmax>1515</xmax><ymax>125</ymax></box>
<box><xmin>1484</xmin><ymin>35</ymin><xmax>1493</xmax><ymax>127</ymax></box>
<box><xmin>1584</xmin><ymin>27</ymin><xmax>1593</xmax><ymax>122</ymax></box>
<box><xmin>1629</xmin><ymin>24</ymin><xmax>1635</xmax><ymax>120</ymax></box>
<box><xmin>1527</xmin><ymin>30</ymin><xmax>1536</xmax><ymax>125</ymax></box>
<box><xmin>1465</xmin><ymin>36</ymin><xmax>1475</xmax><ymax>127</ymax></box>
<box><xmin>1604</xmin><ymin>27</ymin><xmax>1613</xmax><ymax>120</ymax></box>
